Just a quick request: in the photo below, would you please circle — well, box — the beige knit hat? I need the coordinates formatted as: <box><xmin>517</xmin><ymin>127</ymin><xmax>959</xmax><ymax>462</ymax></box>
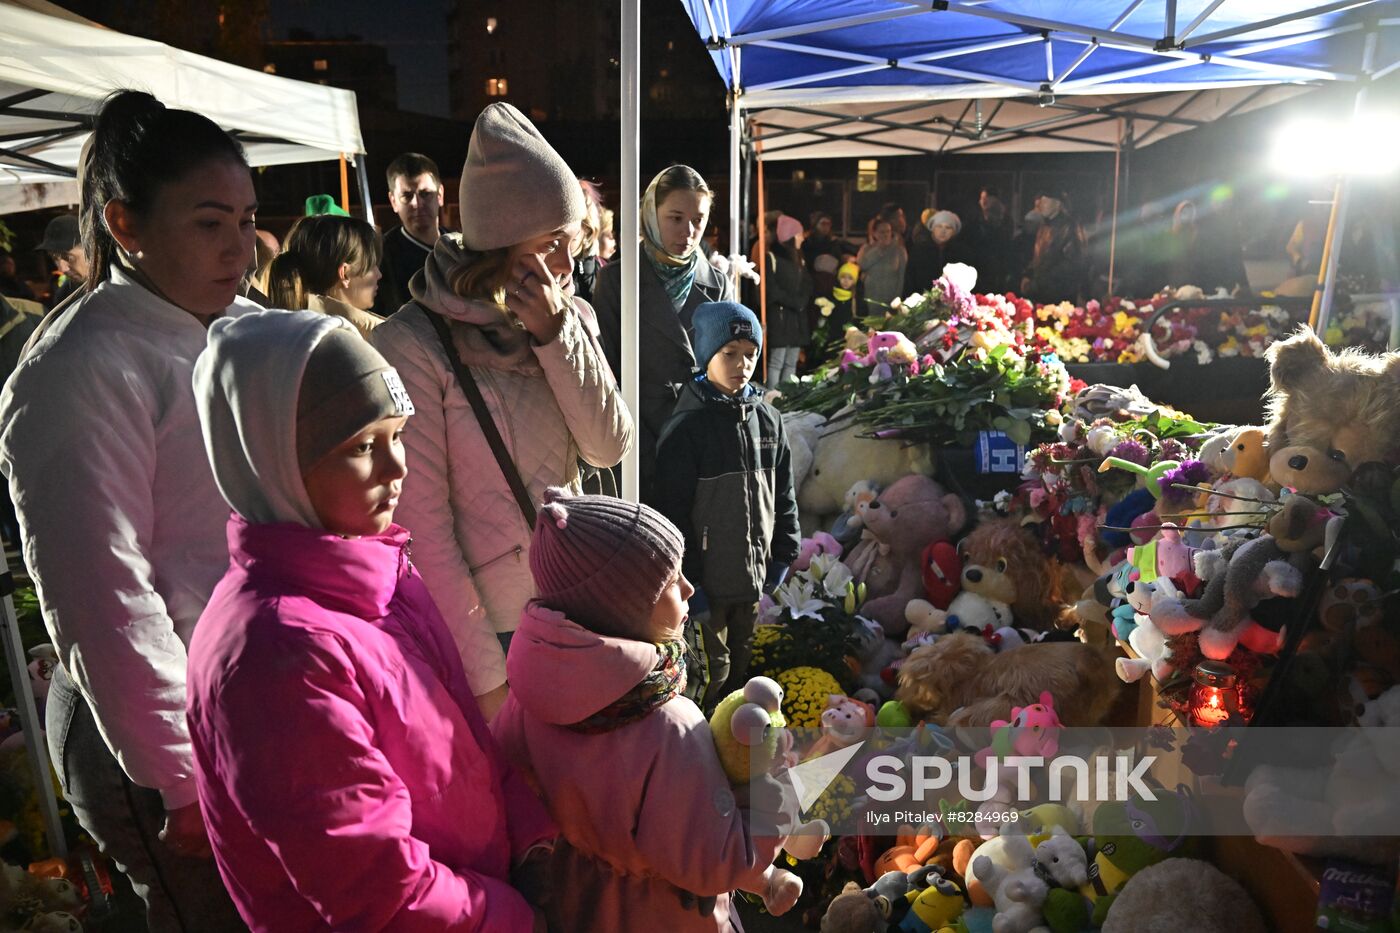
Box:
<box><xmin>459</xmin><ymin>103</ymin><xmax>586</xmax><ymax>252</ymax></box>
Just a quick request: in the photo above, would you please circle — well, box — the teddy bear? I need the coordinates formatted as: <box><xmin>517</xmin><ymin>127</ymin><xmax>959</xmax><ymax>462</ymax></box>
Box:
<box><xmin>1149</xmin><ymin>533</ymin><xmax>1296</xmax><ymax>660</ymax></box>
<box><xmin>709</xmin><ymin>677</ymin><xmax>829</xmax><ymax>915</ymax></box>
<box><xmin>783</xmin><ymin>410</ymin><xmax>827</xmax><ymax>496</ymax></box>
<box><xmin>970</xmin><ymin>693</ymin><xmax>1064</xmax><ymax>838</ymax></box>
<box><xmin>832</xmin><ymin>480</ymin><xmax>884</xmax><ymax>550</ymax></box>
<box><xmin>821</xmin><ymin>867</ymin><xmax>964</xmax><ymax>933</ymax></box>
<box><xmin>957</xmin><ymin>516</ymin><xmax>1073</xmax><ymax>631</ymax></box>
<box><xmin>1243</xmin><ymin>683</ymin><xmax>1400</xmax><ymax>865</ymax></box>
<box><xmin>896</xmin><ymin>633</ymin><xmax>1117</xmax><ymax>727</ymax></box>
<box><xmin>1108</xmin><ymin>570</ymin><xmax>1154</xmax><ymax>643</ymax></box>
<box><xmin>821</xmin><ymin>881</ymin><xmax>888</xmax><ymax>933</ymax></box>
<box><xmin>1263</xmin><ymin>326</ymin><xmax>1400</xmax><ymax>496</ymax></box>
<box><xmin>847</xmin><ymin>474</ymin><xmax>968</xmax><ymax>637</ymax></box>
<box><xmin>970</xmin><ymin>828</ymin><xmax>1088</xmax><ymax>931</ymax></box>
<box><xmin>0</xmin><ymin>860</ymin><xmax>82</xmax><ymax>932</ymax></box>
<box><xmin>797</xmin><ymin>414</ymin><xmax>935</xmax><ymax>531</ymax></box>
<box><xmin>1114</xmin><ymin>578</ymin><xmax>1181</xmax><ymax>684</ymax></box>
<box><xmin>1042</xmin><ymin>787</ymin><xmax>1200</xmax><ymax>929</ymax></box>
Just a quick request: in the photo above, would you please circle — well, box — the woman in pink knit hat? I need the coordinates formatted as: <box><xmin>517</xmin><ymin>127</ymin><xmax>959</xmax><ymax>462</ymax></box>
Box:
<box><xmin>492</xmin><ymin>488</ymin><xmax>798</xmax><ymax>932</ymax></box>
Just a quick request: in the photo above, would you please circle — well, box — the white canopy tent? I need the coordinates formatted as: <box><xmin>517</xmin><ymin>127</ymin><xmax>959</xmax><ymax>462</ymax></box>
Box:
<box><xmin>0</xmin><ymin>0</ymin><xmax>368</xmax><ymax>214</ymax></box>
<box><xmin>743</xmin><ymin>84</ymin><xmax>1309</xmax><ymax>159</ymax></box>
<box><xmin>0</xmin><ymin>0</ymin><xmax>371</xmax><ymax>863</ymax></box>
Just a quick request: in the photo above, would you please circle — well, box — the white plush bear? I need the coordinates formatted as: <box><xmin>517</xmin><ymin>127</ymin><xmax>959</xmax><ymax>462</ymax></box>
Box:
<box><xmin>1242</xmin><ymin>685</ymin><xmax>1400</xmax><ymax>865</ymax></box>
<box><xmin>795</xmin><ymin>409</ymin><xmax>933</xmax><ymax>528</ymax></box>
<box><xmin>1115</xmin><ymin>578</ymin><xmax>1180</xmax><ymax>684</ymax></box>
<box><xmin>973</xmin><ymin>842</ymin><xmax>1051</xmax><ymax>933</ymax></box>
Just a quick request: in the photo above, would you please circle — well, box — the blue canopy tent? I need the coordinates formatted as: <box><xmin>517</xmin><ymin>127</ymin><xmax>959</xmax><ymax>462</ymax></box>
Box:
<box><xmin>678</xmin><ymin>0</ymin><xmax>1400</xmax><ymax>320</ymax></box>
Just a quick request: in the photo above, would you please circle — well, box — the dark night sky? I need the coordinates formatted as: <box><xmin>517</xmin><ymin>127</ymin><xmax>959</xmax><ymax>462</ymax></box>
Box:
<box><xmin>270</xmin><ymin>0</ymin><xmax>452</xmax><ymax>117</ymax></box>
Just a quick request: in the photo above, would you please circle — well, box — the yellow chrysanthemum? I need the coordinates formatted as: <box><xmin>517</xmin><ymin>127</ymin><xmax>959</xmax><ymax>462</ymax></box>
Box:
<box><xmin>776</xmin><ymin>666</ymin><xmax>843</xmax><ymax>729</ymax></box>
<box><xmin>806</xmin><ymin>774</ymin><xmax>858</xmax><ymax>826</ymax></box>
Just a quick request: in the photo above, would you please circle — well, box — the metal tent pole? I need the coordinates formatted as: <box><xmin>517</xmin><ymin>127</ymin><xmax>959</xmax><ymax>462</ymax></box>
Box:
<box><xmin>0</xmin><ymin>551</ymin><xmax>66</xmax><ymax>859</ymax></box>
<box><xmin>1315</xmin><ymin>26</ymin><xmax>1379</xmax><ymax>334</ymax></box>
<box><xmin>1108</xmin><ymin>118</ymin><xmax>1123</xmax><ymax>296</ymax></box>
<box><xmin>728</xmin><ymin>92</ymin><xmax>742</xmax><ymax>278</ymax></box>
<box><xmin>353</xmin><ymin>154</ymin><xmax>375</xmax><ymax>226</ymax></box>
<box><xmin>620</xmin><ymin>0</ymin><xmax>641</xmax><ymax>502</ymax></box>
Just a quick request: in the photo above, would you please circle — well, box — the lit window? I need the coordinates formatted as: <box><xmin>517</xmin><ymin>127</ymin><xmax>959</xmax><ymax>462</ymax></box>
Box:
<box><xmin>313</xmin><ymin>59</ymin><xmax>329</xmax><ymax>71</ymax></box>
<box><xmin>263</xmin><ymin>63</ymin><xmax>276</xmax><ymax>74</ymax></box>
<box><xmin>487</xmin><ymin>77</ymin><xmax>509</xmax><ymax>96</ymax></box>
<box><xmin>486</xmin><ymin>16</ymin><xmax>497</xmax><ymax>34</ymax></box>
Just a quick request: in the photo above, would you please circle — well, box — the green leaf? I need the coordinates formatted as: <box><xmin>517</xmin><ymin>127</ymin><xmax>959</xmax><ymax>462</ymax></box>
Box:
<box><xmin>1006</xmin><ymin>418</ymin><xmax>1033</xmax><ymax>446</ymax></box>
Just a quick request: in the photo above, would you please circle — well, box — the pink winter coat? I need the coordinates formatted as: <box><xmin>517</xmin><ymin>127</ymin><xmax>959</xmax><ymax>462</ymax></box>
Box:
<box><xmin>492</xmin><ymin>602</ymin><xmax>783</xmax><ymax>932</ymax></box>
<box><xmin>187</xmin><ymin>516</ymin><xmax>555</xmax><ymax>932</ymax></box>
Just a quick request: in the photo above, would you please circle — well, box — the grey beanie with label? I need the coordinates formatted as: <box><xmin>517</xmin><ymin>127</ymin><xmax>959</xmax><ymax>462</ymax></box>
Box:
<box><xmin>296</xmin><ymin>327</ymin><xmax>416</xmax><ymax>473</ymax></box>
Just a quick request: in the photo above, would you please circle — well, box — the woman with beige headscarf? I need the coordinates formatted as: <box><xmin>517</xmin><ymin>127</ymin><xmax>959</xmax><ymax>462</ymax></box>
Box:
<box><xmin>593</xmin><ymin>165</ymin><xmax>735</xmax><ymax>504</ymax></box>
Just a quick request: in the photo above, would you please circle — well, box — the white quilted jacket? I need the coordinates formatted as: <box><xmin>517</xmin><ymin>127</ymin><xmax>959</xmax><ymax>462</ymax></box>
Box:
<box><xmin>370</xmin><ymin>291</ymin><xmax>633</xmax><ymax>696</ymax></box>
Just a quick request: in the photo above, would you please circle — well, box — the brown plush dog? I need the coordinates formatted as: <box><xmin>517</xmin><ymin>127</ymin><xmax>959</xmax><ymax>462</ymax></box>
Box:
<box><xmin>895</xmin><ymin>632</ymin><xmax>1117</xmax><ymax>726</ymax></box>
<box><xmin>957</xmin><ymin>515</ymin><xmax>1074</xmax><ymax>631</ymax></box>
<box><xmin>1265</xmin><ymin>327</ymin><xmax>1400</xmax><ymax>494</ymax></box>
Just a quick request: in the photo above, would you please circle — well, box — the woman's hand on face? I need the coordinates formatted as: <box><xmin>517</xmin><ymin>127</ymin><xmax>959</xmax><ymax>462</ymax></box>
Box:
<box><xmin>504</xmin><ymin>254</ymin><xmax>568</xmax><ymax>345</ymax></box>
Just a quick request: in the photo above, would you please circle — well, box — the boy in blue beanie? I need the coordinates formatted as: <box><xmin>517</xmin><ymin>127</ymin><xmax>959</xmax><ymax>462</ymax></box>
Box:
<box><xmin>654</xmin><ymin>300</ymin><xmax>801</xmax><ymax>707</ymax></box>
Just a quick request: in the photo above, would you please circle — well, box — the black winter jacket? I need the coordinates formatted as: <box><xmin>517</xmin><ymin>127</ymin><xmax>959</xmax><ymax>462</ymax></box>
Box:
<box><xmin>654</xmin><ymin>378</ymin><xmax>801</xmax><ymax>602</ymax></box>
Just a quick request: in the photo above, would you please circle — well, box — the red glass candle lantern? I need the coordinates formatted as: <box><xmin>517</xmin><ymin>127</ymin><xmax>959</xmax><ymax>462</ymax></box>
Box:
<box><xmin>1189</xmin><ymin>661</ymin><xmax>1244</xmax><ymax>727</ymax></box>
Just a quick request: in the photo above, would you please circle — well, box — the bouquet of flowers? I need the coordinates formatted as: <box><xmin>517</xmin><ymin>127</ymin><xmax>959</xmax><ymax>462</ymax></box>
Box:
<box><xmin>779</xmin><ymin>270</ymin><xmax>1073</xmax><ymax>449</ymax></box>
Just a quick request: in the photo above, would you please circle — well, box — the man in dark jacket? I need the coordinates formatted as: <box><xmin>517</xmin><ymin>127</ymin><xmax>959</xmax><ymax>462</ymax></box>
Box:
<box><xmin>1021</xmin><ymin>192</ymin><xmax>1087</xmax><ymax>304</ymax></box>
<box><xmin>654</xmin><ymin>301</ymin><xmax>801</xmax><ymax>707</ymax></box>
<box><xmin>373</xmin><ymin>153</ymin><xmax>448</xmax><ymax>316</ymax></box>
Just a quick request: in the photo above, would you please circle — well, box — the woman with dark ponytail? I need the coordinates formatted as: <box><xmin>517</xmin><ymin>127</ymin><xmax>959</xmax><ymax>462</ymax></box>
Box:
<box><xmin>0</xmin><ymin>90</ymin><xmax>253</xmax><ymax>931</ymax></box>
<box><xmin>266</xmin><ymin>214</ymin><xmax>385</xmax><ymax>339</ymax></box>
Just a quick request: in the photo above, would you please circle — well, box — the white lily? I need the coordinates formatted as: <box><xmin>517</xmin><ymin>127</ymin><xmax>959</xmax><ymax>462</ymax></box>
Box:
<box><xmin>819</xmin><ymin>560</ymin><xmax>854</xmax><ymax>600</ymax></box>
<box><xmin>775</xmin><ymin>578</ymin><xmax>828</xmax><ymax>621</ymax></box>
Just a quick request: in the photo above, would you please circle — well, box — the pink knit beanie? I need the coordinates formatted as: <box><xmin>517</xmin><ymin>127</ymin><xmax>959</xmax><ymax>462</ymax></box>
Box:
<box><xmin>530</xmin><ymin>487</ymin><xmax>685</xmax><ymax>639</ymax></box>
<box><xmin>776</xmin><ymin>213</ymin><xmax>803</xmax><ymax>245</ymax></box>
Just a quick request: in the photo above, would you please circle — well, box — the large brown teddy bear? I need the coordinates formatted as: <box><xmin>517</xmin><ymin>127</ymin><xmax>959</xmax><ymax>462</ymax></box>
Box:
<box><xmin>957</xmin><ymin>515</ymin><xmax>1077</xmax><ymax>632</ymax></box>
<box><xmin>1265</xmin><ymin>327</ymin><xmax>1400</xmax><ymax>494</ymax></box>
<box><xmin>847</xmin><ymin>474</ymin><xmax>967</xmax><ymax>637</ymax></box>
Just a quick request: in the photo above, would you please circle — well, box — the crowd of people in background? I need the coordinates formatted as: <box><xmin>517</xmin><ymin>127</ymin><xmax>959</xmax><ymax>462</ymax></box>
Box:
<box><xmin>0</xmin><ymin>84</ymin><xmax>1397</xmax><ymax>933</ymax></box>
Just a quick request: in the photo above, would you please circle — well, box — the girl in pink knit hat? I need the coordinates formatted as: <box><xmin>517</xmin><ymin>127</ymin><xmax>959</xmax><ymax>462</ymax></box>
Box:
<box><xmin>492</xmin><ymin>487</ymin><xmax>797</xmax><ymax>932</ymax></box>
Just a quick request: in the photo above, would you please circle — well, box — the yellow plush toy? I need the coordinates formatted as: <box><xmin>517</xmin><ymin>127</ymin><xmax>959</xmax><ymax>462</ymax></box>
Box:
<box><xmin>1220</xmin><ymin>427</ymin><xmax>1271</xmax><ymax>484</ymax></box>
<box><xmin>710</xmin><ymin>677</ymin><xmax>830</xmax><ymax>858</ymax></box>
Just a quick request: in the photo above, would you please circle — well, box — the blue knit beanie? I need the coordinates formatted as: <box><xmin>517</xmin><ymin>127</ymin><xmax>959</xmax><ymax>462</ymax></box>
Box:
<box><xmin>692</xmin><ymin>300</ymin><xmax>763</xmax><ymax>371</ymax></box>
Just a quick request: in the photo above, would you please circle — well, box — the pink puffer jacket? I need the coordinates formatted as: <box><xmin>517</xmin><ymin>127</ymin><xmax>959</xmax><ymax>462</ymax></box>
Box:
<box><xmin>492</xmin><ymin>602</ymin><xmax>783</xmax><ymax>932</ymax></box>
<box><xmin>187</xmin><ymin>516</ymin><xmax>555</xmax><ymax>931</ymax></box>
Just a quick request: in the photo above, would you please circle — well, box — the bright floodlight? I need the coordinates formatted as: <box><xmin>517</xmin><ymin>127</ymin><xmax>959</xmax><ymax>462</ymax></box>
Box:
<box><xmin>1270</xmin><ymin>113</ymin><xmax>1400</xmax><ymax>176</ymax></box>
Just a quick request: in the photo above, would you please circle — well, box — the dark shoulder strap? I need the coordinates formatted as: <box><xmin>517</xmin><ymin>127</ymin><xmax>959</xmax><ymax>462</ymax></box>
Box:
<box><xmin>414</xmin><ymin>302</ymin><xmax>537</xmax><ymax>530</ymax></box>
